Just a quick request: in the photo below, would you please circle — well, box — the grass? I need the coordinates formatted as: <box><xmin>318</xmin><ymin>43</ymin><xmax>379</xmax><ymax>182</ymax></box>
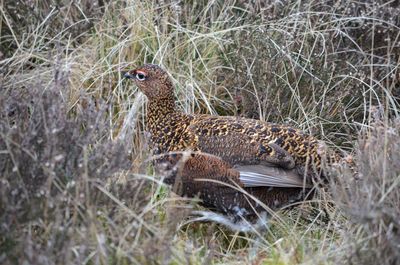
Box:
<box><xmin>1</xmin><ymin>0</ymin><xmax>399</xmax><ymax>264</ymax></box>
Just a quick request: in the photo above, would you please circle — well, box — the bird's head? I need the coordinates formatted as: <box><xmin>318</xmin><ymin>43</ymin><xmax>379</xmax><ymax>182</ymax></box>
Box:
<box><xmin>124</xmin><ymin>64</ymin><xmax>174</xmax><ymax>100</ymax></box>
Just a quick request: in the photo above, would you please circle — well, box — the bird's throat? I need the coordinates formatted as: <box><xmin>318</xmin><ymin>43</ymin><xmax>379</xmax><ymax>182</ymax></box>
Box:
<box><xmin>146</xmin><ymin>96</ymin><xmax>184</xmax><ymax>153</ymax></box>
<box><xmin>147</xmin><ymin>96</ymin><xmax>176</xmax><ymax>126</ymax></box>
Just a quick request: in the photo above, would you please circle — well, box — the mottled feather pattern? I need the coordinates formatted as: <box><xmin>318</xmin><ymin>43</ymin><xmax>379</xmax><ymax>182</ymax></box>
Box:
<box><xmin>186</xmin><ymin>116</ymin><xmax>322</xmax><ymax>170</ymax></box>
<box><xmin>146</xmin><ymin>98</ymin><xmax>193</xmax><ymax>154</ymax></box>
<box><xmin>125</xmin><ymin>64</ymin><xmax>342</xmax><ymax>217</ymax></box>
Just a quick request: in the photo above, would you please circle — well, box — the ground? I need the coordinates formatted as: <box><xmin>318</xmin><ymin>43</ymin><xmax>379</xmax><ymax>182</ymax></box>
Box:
<box><xmin>1</xmin><ymin>1</ymin><xmax>399</xmax><ymax>264</ymax></box>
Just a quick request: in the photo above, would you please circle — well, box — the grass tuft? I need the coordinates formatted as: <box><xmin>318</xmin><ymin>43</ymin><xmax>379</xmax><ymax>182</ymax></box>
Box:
<box><xmin>0</xmin><ymin>0</ymin><xmax>399</xmax><ymax>264</ymax></box>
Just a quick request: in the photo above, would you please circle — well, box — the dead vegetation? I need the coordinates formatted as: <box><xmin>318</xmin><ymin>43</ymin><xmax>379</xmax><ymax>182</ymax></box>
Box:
<box><xmin>0</xmin><ymin>0</ymin><xmax>399</xmax><ymax>264</ymax></box>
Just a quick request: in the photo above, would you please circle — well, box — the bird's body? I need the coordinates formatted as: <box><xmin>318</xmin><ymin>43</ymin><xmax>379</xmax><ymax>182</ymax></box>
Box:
<box><xmin>125</xmin><ymin>64</ymin><xmax>341</xmax><ymax>218</ymax></box>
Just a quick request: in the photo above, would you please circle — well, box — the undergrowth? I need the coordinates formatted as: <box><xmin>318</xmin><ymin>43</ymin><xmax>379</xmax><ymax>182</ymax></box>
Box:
<box><xmin>1</xmin><ymin>0</ymin><xmax>399</xmax><ymax>264</ymax></box>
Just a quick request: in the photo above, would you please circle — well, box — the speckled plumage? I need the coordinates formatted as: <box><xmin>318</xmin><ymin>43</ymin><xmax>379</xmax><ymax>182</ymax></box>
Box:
<box><xmin>125</xmin><ymin>64</ymin><xmax>341</xmax><ymax>217</ymax></box>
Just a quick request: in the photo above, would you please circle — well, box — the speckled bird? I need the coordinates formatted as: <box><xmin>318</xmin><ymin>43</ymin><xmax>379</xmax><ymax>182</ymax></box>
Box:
<box><xmin>124</xmin><ymin>64</ymin><xmax>342</xmax><ymax>218</ymax></box>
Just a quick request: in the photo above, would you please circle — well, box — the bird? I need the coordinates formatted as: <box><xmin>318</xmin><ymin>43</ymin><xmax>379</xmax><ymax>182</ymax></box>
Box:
<box><xmin>124</xmin><ymin>64</ymin><xmax>343</xmax><ymax>220</ymax></box>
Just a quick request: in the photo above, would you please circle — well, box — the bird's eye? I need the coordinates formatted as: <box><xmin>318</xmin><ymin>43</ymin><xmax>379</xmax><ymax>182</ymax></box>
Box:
<box><xmin>136</xmin><ymin>72</ymin><xmax>146</xmax><ymax>81</ymax></box>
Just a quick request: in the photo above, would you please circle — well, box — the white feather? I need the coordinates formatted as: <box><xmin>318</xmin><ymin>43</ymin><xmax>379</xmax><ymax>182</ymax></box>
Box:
<box><xmin>236</xmin><ymin>165</ymin><xmax>312</xmax><ymax>188</ymax></box>
<box><xmin>184</xmin><ymin>210</ymin><xmax>268</xmax><ymax>232</ymax></box>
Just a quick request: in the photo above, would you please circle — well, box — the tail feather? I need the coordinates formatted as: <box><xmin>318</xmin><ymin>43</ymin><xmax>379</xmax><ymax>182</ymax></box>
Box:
<box><xmin>237</xmin><ymin>165</ymin><xmax>312</xmax><ymax>188</ymax></box>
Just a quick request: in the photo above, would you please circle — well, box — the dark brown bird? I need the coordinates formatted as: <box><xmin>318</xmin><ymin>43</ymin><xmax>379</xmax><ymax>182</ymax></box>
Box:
<box><xmin>124</xmin><ymin>64</ymin><xmax>341</xmax><ymax>219</ymax></box>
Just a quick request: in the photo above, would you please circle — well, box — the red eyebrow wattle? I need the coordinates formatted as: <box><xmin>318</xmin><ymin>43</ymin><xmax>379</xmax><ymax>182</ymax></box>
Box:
<box><xmin>135</xmin><ymin>70</ymin><xmax>147</xmax><ymax>76</ymax></box>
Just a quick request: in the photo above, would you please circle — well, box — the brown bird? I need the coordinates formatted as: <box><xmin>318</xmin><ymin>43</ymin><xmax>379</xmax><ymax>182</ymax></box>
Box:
<box><xmin>124</xmin><ymin>64</ymin><xmax>341</xmax><ymax>219</ymax></box>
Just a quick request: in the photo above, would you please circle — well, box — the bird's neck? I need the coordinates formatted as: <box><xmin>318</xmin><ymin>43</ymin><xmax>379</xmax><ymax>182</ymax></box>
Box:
<box><xmin>146</xmin><ymin>96</ymin><xmax>186</xmax><ymax>153</ymax></box>
<box><xmin>147</xmin><ymin>96</ymin><xmax>177</xmax><ymax>118</ymax></box>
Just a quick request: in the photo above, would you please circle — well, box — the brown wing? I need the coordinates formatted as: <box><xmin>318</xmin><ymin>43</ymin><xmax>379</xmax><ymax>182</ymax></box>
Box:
<box><xmin>184</xmin><ymin>116</ymin><xmax>296</xmax><ymax>169</ymax></box>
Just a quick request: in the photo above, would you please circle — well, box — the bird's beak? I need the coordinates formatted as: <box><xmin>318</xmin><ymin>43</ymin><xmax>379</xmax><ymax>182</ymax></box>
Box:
<box><xmin>123</xmin><ymin>71</ymin><xmax>134</xmax><ymax>79</ymax></box>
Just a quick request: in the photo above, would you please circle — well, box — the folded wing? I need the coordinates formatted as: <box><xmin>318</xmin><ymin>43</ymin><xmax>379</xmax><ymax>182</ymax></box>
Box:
<box><xmin>185</xmin><ymin>116</ymin><xmax>295</xmax><ymax>169</ymax></box>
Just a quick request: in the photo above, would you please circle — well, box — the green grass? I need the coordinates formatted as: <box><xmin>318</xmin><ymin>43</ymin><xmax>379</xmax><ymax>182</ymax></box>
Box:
<box><xmin>1</xmin><ymin>0</ymin><xmax>399</xmax><ymax>264</ymax></box>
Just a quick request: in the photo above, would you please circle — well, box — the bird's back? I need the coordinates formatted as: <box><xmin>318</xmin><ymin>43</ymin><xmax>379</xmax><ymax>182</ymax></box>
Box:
<box><xmin>178</xmin><ymin>114</ymin><xmax>338</xmax><ymax>178</ymax></box>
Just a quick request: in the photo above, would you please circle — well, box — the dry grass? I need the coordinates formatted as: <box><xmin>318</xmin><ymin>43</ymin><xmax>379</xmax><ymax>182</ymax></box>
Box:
<box><xmin>1</xmin><ymin>0</ymin><xmax>399</xmax><ymax>264</ymax></box>
<box><xmin>331</xmin><ymin>114</ymin><xmax>400</xmax><ymax>264</ymax></box>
